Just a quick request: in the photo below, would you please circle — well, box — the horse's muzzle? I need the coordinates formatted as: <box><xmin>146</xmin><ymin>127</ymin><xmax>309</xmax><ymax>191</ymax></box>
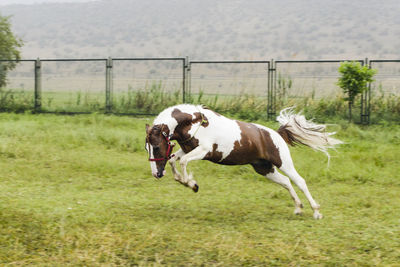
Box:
<box><xmin>153</xmin><ymin>170</ymin><xmax>166</xmax><ymax>179</ymax></box>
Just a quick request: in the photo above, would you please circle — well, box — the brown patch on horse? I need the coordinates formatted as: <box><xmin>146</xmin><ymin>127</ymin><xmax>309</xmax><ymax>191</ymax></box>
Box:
<box><xmin>193</xmin><ymin>112</ymin><xmax>209</xmax><ymax>127</ymax></box>
<box><xmin>221</xmin><ymin>121</ymin><xmax>282</xmax><ymax>168</ymax></box>
<box><xmin>170</xmin><ymin>108</ymin><xmax>208</xmax><ymax>153</ymax></box>
<box><xmin>171</xmin><ymin>108</ymin><xmax>193</xmax><ymax>124</ymax></box>
<box><xmin>204</xmin><ymin>143</ymin><xmax>223</xmax><ymax>162</ymax></box>
<box><xmin>179</xmin><ymin>138</ymin><xmax>199</xmax><ymax>153</ymax></box>
<box><xmin>251</xmin><ymin>160</ymin><xmax>275</xmax><ymax>176</ymax></box>
<box><xmin>255</xmin><ymin>125</ymin><xmax>283</xmax><ymax>168</ymax></box>
<box><xmin>171</xmin><ymin>108</ymin><xmax>209</xmax><ymax>129</ymax></box>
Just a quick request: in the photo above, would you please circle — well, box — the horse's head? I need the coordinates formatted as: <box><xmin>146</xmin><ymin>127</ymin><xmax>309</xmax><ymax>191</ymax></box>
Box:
<box><xmin>145</xmin><ymin>124</ymin><xmax>175</xmax><ymax>179</ymax></box>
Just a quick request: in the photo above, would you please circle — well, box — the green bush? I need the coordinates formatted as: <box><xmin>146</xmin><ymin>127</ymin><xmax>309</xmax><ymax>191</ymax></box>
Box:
<box><xmin>337</xmin><ymin>61</ymin><xmax>377</xmax><ymax>121</ymax></box>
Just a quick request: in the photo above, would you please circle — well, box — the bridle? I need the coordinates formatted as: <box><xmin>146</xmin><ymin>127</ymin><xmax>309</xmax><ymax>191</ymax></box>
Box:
<box><xmin>147</xmin><ymin>132</ymin><xmax>175</xmax><ymax>162</ymax></box>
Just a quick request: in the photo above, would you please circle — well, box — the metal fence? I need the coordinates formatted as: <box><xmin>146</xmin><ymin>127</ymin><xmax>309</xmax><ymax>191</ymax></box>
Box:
<box><xmin>1</xmin><ymin>57</ymin><xmax>400</xmax><ymax>123</ymax></box>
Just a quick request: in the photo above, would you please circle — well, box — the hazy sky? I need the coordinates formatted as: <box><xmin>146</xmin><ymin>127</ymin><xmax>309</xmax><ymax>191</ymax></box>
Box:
<box><xmin>0</xmin><ymin>0</ymin><xmax>97</xmax><ymax>5</ymax></box>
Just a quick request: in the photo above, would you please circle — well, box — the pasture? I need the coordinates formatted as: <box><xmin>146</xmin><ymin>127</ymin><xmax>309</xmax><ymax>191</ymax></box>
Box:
<box><xmin>0</xmin><ymin>113</ymin><xmax>399</xmax><ymax>266</ymax></box>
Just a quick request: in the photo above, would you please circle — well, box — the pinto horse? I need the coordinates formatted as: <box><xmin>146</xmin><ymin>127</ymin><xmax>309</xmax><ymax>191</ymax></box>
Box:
<box><xmin>145</xmin><ymin>104</ymin><xmax>342</xmax><ymax>219</ymax></box>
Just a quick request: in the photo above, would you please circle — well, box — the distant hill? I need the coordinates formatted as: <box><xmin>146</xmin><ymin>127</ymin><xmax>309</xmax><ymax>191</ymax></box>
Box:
<box><xmin>0</xmin><ymin>0</ymin><xmax>95</xmax><ymax>5</ymax></box>
<box><xmin>2</xmin><ymin>0</ymin><xmax>400</xmax><ymax>60</ymax></box>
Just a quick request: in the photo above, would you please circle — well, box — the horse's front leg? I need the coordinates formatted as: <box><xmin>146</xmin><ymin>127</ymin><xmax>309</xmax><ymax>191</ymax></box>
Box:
<box><xmin>169</xmin><ymin>149</ymin><xmax>186</xmax><ymax>184</ymax></box>
<box><xmin>179</xmin><ymin>146</ymin><xmax>208</xmax><ymax>193</ymax></box>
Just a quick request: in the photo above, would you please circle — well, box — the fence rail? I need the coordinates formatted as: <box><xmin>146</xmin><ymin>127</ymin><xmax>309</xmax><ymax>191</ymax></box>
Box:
<box><xmin>1</xmin><ymin>57</ymin><xmax>400</xmax><ymax>124</ymax></box>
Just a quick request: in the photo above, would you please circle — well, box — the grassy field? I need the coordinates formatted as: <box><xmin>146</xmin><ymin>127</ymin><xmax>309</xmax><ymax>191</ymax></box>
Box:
<box><xmin>0</xmin><ymin>113</ymin><xmax>399</xmax><ymax>266</ymax></box>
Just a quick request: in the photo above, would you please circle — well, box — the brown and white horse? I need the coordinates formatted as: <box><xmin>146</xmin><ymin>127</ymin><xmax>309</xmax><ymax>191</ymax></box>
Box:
<box><xmin>145</xmin><ymin>104</ymin><xmax>342</xmax><ymax>219</ymax></box>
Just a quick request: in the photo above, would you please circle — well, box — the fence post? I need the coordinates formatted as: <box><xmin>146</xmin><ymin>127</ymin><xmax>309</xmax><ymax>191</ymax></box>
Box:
<box><xmin>267</xmin><ymin>59</ymin><xmax>276</xmax><ymax>120</ymax></box>
<box><xmin>186</xmin><ymin>56</ymin><xmax>191</xmax><ymax>103</ymax></box>
<box><xmin>34</xmin><ymin>58</ymin><xmax>42</xmax><ymax>112</ymax></box>
<box><xmin>182</xmin><ymin>57</ymin><xmax>188</xmax><ymax>103</ymax></box>
<box><xmin>106</xmin><ymin>57</ymin><xmax>113</xmax><ymax>113</ymax></box>
<box><xmin>360</xmin><ymin>58</ymin><xmax>371</xmax><ymax>125</ymax></box>
<box><xmin>368</xmin><ymin>60</ymin><xmax>372</xmax><ymax>125</ymax></box>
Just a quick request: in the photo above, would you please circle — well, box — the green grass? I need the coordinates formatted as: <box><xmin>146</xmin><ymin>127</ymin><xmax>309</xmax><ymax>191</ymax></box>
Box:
<box><xmin>0</xmin><ymin>113</ymin><xmax>400</xmax><ymax>266</ymax></box>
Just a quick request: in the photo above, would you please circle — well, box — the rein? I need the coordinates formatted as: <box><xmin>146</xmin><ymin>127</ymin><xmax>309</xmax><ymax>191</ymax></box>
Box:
<box><xmin>148</xmin><ymin>132</ymin><xmax>175</xmax><ymax>162</ymax></box>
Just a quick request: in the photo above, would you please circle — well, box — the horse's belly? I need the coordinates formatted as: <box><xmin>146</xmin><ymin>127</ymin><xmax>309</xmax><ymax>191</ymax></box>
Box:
<box><xmin>203</xmin><ymin>141</ymin><xmax>260</xmax><ymax>165</ymax></box>
<box><xmin>221</xmin><ymin>143</ymin><xmax>260</xmax><ymax>165</ymax></box>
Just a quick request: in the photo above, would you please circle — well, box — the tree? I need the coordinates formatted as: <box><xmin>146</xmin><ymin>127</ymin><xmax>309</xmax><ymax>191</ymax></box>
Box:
<box><xmin>337</xmin><ymin>61</ymin><xmax>376</xmax><ymax>122</ymax></box>
<box><xmin>0</xmin><ymin>14</ymin><xmax>23</xmax><ymax>88</ymax></box>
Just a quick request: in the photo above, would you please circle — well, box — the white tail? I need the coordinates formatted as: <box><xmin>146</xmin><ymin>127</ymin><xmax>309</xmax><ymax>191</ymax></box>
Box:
<box><xmin>277</xmin><ymin>107</ymin><xmax>343</xmax><ymax>164</ymax></box>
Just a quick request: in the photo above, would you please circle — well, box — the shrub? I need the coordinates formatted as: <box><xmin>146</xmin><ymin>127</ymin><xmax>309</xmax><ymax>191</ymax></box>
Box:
<box><xmin>337</xmin><ymin>61</ymin><xmax>377</xmax><ymax>122</ymax></box>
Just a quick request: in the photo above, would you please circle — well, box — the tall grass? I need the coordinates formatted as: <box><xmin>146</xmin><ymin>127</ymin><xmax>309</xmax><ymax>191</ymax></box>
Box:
<box><xmin>113</xmin><ymin>82</ymin><xmax>182</xmax><ymax>114</ymax></box>
<box><xmin>370</xmin><ymin>87</ymin><xmax>400</xmax><ymax>123</ymax></box>
<box><xmin>0</xmin><ymin>88</ymin><xmax>33</xmax><ymax>113</ymax></box>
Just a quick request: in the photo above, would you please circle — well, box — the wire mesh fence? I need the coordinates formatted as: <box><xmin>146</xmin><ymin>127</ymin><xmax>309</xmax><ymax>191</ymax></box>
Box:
<box><xmin>189</xmin><ymin>61</ymin><xmax>270</xmax><ymax>96</ymax></box>
<box><xmin>274</xmin><ymin>61</ymin><xmax>360</xmax><ymax>99</ymax></box>
<box><xmin>1</xmin><ymin>57</ymin><xmax>399</xmax><ymax>123</ymax></box>
<box><xmin>0</xmin><ymin>60</ymin><xmax>35</xmax><ymax>112</ymax></box>
<box><xmin>112</xmin><ymin>58</ymin><xmax>185</xmax><ymax>114</ymax></box>
<box><xmin>40</xmin><ymin>59</ymin><xmax>106</xmax><ymax>113</ymax></box>
<box><xmin>368</xmin><ymin>60</ymin><xmax>400</xmax><ymax>123</ymax></box>
<box><xmin>370</xmin><ymin>61</ymin><xmax>400</xmax><ymax>95</ymax></box>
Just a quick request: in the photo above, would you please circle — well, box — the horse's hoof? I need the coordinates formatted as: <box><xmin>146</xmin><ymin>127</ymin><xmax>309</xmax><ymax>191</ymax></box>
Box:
<box><xmin>294</xmin><ymin>208</ymin><xmax>303</xmax><ymax>215</ymax></box>
<box><xmin>313</xmin><ymin>211</ymin><xmax>323</xmax><ymax>220</ymax></box>
<box><xmin>192</xmin><ymin>184</ymin><xmax>199</xmax><ymax>193</ymax></box>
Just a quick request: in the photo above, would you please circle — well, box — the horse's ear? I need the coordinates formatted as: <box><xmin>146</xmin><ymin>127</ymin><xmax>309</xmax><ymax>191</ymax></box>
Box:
<box><xmin>145</xmin><ymin>124</ymin><xmax>150</xmax><ymax>134</ymax></box>
<box><xmin>161</xmin><ymin>124</ymin><xmax>168</xmax><ymax>134</ymax></box>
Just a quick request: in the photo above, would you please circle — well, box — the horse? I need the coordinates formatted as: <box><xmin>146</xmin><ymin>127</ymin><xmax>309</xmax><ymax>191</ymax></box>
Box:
<box><xmin>145</xmin><ymin>104</ymin><xmax>342</xmax><ymax>219</ymax></box>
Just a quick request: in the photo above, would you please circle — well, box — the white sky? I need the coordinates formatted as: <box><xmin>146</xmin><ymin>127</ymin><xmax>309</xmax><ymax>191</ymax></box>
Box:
<box><xmin>0</xmin><ymin>0</ymin><xmax>98</xmax><ymax>5</ymax></box>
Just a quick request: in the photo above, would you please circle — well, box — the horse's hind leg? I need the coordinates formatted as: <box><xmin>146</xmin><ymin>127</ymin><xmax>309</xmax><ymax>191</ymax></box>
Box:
<box><xmin>265</xmin><ymin>168</ymin><xmax>304</xmax><ymax>215</ymax></box>
<box><xmin>279</xmin><ymin>164</ymin><xmax>323</xmax><ymax>219</ymax></box>
<box><xmin>252</xmin><ymin>163</ymin><xmax>303</xmax><ymax>215</ymax></box>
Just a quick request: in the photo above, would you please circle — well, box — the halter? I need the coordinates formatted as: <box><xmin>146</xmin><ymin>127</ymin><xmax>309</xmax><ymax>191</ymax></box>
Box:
<box><xmin>148</xmin><ymin>132</ymin><xmax>175</xmax><ymax>162</ymax></box>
